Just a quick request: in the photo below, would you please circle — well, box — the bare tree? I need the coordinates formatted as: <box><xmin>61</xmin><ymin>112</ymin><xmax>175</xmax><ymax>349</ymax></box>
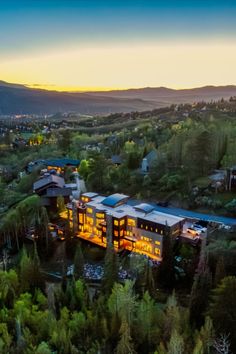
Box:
<box><xmin>213</xmin><ymin>334</ymin><xmax>231</xmax><ymax>354</ymax></box>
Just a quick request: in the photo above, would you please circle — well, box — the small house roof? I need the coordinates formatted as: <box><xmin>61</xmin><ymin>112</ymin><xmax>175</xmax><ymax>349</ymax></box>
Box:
<box><xmin>144</xmin><ymin>150</ymin><xmax>158</xmax><ymax>164</ymax></box>
<box><xmin>33</xmin><ymin>175</ymin><xmax>65</xmax><ymax>191</ymax></box>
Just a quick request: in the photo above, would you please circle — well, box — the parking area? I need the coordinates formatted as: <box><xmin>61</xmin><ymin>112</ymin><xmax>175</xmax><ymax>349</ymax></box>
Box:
<box><xmin>181</xmin><ymin>220</ymin><xmax>207</xmax><ymax>241</ymax></box>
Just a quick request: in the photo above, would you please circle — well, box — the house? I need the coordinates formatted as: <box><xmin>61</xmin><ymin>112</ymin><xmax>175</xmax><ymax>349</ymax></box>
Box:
<box><xmin>111</xmin><ymin>155</ymin><xmax>123</xmax><ymax>166</ymax></box>
<box><xmin>64</xmin><ymin>192</ymin><xmax>184</xmax><ymax>260</ymax></box>
<box><xmin>27</xmin><ymin>158</ymin><xmax>80</xmax><ymax>174</ymax></box>
<box><xmin>141</xmin><ymin>150</ymin><xmax>158</xmax><ymax>173</ymax></box>
<box><xmin>33</xmin><ymin>175</ymin><xmax>72</xmax><ymax>209</ymax></box>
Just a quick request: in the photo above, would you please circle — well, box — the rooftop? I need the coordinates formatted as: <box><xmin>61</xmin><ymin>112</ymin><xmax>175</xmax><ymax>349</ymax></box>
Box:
<box><xmin>82</xmin><ymin>192</ymin><xmax>99</xmax><ymax>199</ymax></box>
<box><xmin>45</xmin><ymin>158</ymin><xmax>80</xmax><ymax>168</ymax></box>
<box><xmin>33</xmin><ymin>175</ymin><xmax>65</xmax><ymax>191</ymax></box>
<box><xmin>86</xmin><ymin>194</ymin><xmax>184</xmax><ymax>226</ymax></box>
<box><xmin>101</xmin><ymin>193</ymin><xmax>129</xmax><ymax>207</ymax></box>
<box><xmin>134</xmin><ymin>203</ymin><xmax>154</xmax><ymax>214</ymax></box>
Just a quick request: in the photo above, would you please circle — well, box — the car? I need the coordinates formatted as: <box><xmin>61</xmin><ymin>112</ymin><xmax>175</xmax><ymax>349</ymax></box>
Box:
<box><xmin>192</xmin><ymin>224</ymin><xmax>207</xmax><ymax>233</ymax></box>
<box><xmin>186</xmin><ymin>227</ymin><xmax>201</xmax><ymax>236</ymax></box>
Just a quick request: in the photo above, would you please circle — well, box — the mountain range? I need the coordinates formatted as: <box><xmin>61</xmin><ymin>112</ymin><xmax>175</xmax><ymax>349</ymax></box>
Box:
<box><xmin>0</xmin><ymin>80</ymin><xmax>236</xmax><ymax>115</ymax></box>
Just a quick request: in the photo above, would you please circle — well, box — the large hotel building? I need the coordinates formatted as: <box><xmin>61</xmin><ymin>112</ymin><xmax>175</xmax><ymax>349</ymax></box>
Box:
<box><xmin>65</xmin><ymin>193</ymin><xmax>184</xmax><ymax>260</ymax></box>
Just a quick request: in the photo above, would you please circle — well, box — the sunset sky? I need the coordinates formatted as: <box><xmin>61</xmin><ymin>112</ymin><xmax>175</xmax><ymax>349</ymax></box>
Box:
<box><xmin>0</xmin><ymin>0</ymin><xmax>236</xmax><ymax>91</ymax></box>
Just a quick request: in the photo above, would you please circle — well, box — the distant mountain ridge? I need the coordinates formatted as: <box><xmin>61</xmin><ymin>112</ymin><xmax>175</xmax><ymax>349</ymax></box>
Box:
<box><xmin>0</xmin><ymin>80</ymin><xmax>236</xmax><ymax>115</ymax></box>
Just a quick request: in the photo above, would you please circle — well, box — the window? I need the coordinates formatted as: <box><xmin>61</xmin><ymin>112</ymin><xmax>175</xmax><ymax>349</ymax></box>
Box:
<box><xmin>141</xmin><ymin>224</ymin><xmax>143</xmax><ymax>228</ymax></box>
<box><xmin>155</xmin><ymin>241</ymin><xmax>160</xmax><ymax>245</ymax></box>
<box><xmin>96</xmin><ymin>213</ymin><xmax>104</xmax><ymax>219</ymax></box>
<box><xmin>79</xmin><ymin>214</ymin><xmax>84</xmax><ymax>224</ymax></box>
<box><xmin>114</xmin><ymin>230</ymin><xmax>119</xmax><ymax>237</ymax></box>
<box><xmin>155</xmin><ymin>248</ymin><xmax>160</xmax><ymax>255</ymax></box>
<box><xmin>146</xmin><ymin>226</ymin><xmax>148</xmax><ymax>230</ymax></box>
<box><xmin>120</xmin><ymin>230</ymin><xmax>124</xmax><ymax>236</ymax></box>
<box><xmin>87</xmin><ymin>207</ymin><xmax>93</xmax><ymax>214</ymax></box>
<box><xmin>155</xmin><ymin>228</ymin><xmax>158</xmax><ymax>233</ymax></box>
<box><xmin>128</xmin><ymin>218</ymin><xmax>135</xmax><ymax>226</ymax></box>
<box><xmin>86</xmin><ymin>217</ymin><xmax>94</xmax><ymax>225</ymax></box>
<box><xmin>120</xmin><ymin>219</ymin><xmax>125</xmax><ymax>226</ymax></box>
<box><xmin>114</xmin><ymin>220</ymin><xmax>119</xmax><ymax>226</ymax></box>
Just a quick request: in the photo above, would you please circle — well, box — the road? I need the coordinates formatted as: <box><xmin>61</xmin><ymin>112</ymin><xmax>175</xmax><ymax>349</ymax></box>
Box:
<box><xmin>127</xmin><ymin>199</ymin><xmax>236</xmax><ymax>225</ymax></box>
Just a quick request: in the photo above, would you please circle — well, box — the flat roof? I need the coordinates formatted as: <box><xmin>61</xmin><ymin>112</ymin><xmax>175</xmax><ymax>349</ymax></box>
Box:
<box><xmin>85</xmin><ymin>194</ymin><xmax>184</xmax><ymax>226</ymax></box>
<box><xmin>101</xmin><ymin>193</ymin><xmax>129</xmax><ymax>207</ymax></box>
<box><xmin>134</xmin><ymin>203</ymin><xmax>154</xmax><ymax>214</ymax></box>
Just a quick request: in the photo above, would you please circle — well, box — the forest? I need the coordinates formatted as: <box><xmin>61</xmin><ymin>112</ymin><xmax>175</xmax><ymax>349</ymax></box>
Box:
<box><xmin>1</xmin><ymin>101</ymin><xmax>236</xmax><ymax>353</ymax></box>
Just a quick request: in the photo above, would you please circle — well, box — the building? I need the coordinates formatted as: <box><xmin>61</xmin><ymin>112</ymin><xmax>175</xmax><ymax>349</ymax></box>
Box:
<box><xmin>65</xmin><ymin>192</ymin><xmax>184</xmax><ymax>260</ymax></box>
<box><xmin>141</xmin><ymin>150</ymin><xmax>158</xmax><ymax>173</ymax></box>
<box><xmin>27</xmin><ymin>158</ymin><xmax>80</xmax><ymax>174</ymax></box>
<box><xmin>33</xmin><ymin>175</ymin><xmax>72</xmax><ymax>209</ymax></box>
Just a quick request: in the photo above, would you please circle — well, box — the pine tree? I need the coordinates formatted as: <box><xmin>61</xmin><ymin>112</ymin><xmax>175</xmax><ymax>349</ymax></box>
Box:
<box><xmin>73</xmin><ymin>241</ymin><xmax>84</xmax><ymax>279</ymax></box>
<box><xmin>214</xmin><ymin>256</ymin><xmax>226</xmax><ymax>287</ymax></box>
<box><xmin>167</xmin><ymin>329</ymin><xmax>184</xmax><ymax>354</ymax></box>
<box><xmin>189</xmin><ymin>242</ymin><xmax>212</xmax><ymax>327</ymax></box>
<box><xmin>115</xmin><ymin>320</ymin><xmax>136</xmax><ymax>354</ymax></box>
<box><xmin>102</xmin><ymin>244</ymin><xmax>118</xmax><ymax>295</ymax></box>
<box><xmin>158</xmin><ymin>226</ymin><xmax>175</xmax><ymax>289</ymax></box>
<box><xmin>30</xmin><ymin>242</ymin><xmax>45</xmax><ymax>291</ymax></box>
<box><xmin>19</xmin><ymin>246</ymin><xmax>32</xmax><ymax>292</ymax></box>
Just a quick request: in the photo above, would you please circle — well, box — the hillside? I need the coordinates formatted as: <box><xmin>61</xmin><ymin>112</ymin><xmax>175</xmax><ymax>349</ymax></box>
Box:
<box><xmin>0</xmin><ymin>81</ymin><xmax>156</xmax><ymax>115</ymax></box>
<box><xmin>88</xmin><ymin>85</ymin><xmax>236</xmax><ymax>105</ymax></box>
<box><xmin>1</xmin><ymin>81</ymin><xmax>236</xmax><ymax>115</ymax></box>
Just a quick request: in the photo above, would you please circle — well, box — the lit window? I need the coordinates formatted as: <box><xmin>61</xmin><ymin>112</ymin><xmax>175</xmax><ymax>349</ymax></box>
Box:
<box><xmin>155</xmin><ymin>241</ymin><xmax>160</xmax><ymax>245</ymax></box>
<box><xmin>114</xmin><ymin>220</ymin><xmax>119</xmax><ymax>226</ymax></box>
<box><xmin>155</xmin><ymin>248</ymin><xmax>160</xmax><ymax>255</ymax></box>
<box><xmin>128</xmin><ymin>218</ymin><xmax>135</xmax><ymax>226</ymax></box>
<box><xmin>146</xmin><ymin>226</ymin><xmax>148</xmax><ymax>230</ymax></box>
<box><xmin>120</xmin><ymin>219</ymin><xmax>125</xmax><ymax>226</ymax></box>
<box><xmin>141</xmin><ymin>224</ymin><xmax>143</xmax><ymax>228</ymax></box>
<box><xmin>87</xmin><ymin>207</ymin><xmax>93</xmax><ymax>214</ymax></box>
<box><xmin>87</xmin><ymin>217</ymin><xmax>94</xmax><ymax>225</ymax></box>
<box><xmin>114</xmin><ymin>231</ymin><xmax>119</xmax><ymax>237</ymax></box>
<box><xmin>79</xmin><ymin>214</ymin><xmax>84</xmax><ymax>224</ymax></box>
<box><xmin>120</xmin><ymin>230</ymin><xmax>124</xmax><ymax>236</ymax></box>
<box><xmin>96</xmin><ymin>213</ymin><xmax>104</xmax><ymax>219</ymax></box>
<box><xmin>155</xmin><ymin>228</ymin><xmax>158</xmax><ymax>233</ymax></box>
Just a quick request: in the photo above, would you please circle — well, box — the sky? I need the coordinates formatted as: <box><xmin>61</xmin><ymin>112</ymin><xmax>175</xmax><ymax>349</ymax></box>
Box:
<box><xmin>0</xmin><ymin>0</ymin><xmax>236</xmax><ymax>91</ymax></box>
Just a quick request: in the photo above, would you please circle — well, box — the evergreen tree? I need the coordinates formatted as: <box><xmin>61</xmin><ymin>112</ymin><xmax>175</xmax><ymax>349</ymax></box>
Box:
<box><xmin>167</xmin><ymin>329</ymin><xmax>184</xmax><ymax>354</ymax></box>
<box><xmin>73</xmin><ymin>241</ymin><xmax>84</xmax><ymax>279</ymax></box>
<box><xmin>18</xmin><ymin>246</ymin><xmax>32</xmax><ymax>292</ymax></box>
<box><xmin>102</xmin><ymin>244</ymin><xmax>118</xmax><ymax>295</ymax></box>
<box><xmin>30</xmin><ymin>242</ymin><xmax>45</xmax><ymax>291</ymax></box>
<box><xmin>214</xmin><ymin>256</ymin><xmax>226</xmax><ymax>287</ymax></box>
<box><xmin>158</xmin><ymin>226</ymin><xmax>175</xmax><ymax>289</ymax></box>
<box><xmin>189</xmin><ymin>243</ymin><xmax>212</xmax><ymax>327</ymax></box>
<box><xmin>115</xmin><ymin>320</ymin><xmax>136</xmax><ymax>354</ymax></box>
